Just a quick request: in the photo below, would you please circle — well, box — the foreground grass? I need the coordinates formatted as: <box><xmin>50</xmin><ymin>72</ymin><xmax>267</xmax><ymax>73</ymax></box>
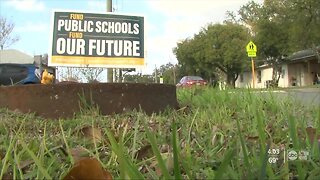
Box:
<box><xmin>0</xmin><ymin>87</ymin><xmax>319</xmax><ymax>179</ymax></box>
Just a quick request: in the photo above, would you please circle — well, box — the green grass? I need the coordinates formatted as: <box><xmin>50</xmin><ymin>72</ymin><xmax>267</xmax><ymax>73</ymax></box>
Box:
<box><xmin>0</xmin><ymin>87</ymin><xmax>319</xmax><ymax>179</ymax></box>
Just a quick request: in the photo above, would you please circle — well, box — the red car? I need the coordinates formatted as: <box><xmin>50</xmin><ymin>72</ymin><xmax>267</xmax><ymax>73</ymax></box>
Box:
<box><xmin>176</xmin><ymin>76</ymin><xmax>207</xmax><ymax>87</ymax></box>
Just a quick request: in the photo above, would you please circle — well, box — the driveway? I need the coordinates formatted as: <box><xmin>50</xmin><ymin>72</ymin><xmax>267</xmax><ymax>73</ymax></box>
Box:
<box><xmin>279</xmin><ymin>88</ymin><xmax>320</xmax><ymax>107</ymax></box>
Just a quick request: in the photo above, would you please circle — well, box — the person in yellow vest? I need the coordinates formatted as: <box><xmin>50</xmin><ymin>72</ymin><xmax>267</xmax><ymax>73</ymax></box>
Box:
<box><xmin>41</xmin><ymin>69</ymin><xmax>54</xmax><ymax>84</ymax></box>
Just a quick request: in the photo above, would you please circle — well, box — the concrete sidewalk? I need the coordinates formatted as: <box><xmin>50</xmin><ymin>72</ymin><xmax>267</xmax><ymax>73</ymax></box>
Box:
<box><xmin>285</xmin><ymin>87</ymin><xmax>320</xmax><ymax>93</ymax></box>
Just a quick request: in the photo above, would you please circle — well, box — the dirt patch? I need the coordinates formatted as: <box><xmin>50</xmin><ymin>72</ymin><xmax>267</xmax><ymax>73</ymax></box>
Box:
<box><xmin>0</xmin><ymin>83</ymin><xmax>178</xmax><ymax>119</ymax></box>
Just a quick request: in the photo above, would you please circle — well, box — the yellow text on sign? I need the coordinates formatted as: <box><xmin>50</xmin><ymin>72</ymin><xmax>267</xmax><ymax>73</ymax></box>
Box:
<box><xmin>247</xmin><ymin>52</ymin><xmax>256</xmax><ymax>57</ymax></box>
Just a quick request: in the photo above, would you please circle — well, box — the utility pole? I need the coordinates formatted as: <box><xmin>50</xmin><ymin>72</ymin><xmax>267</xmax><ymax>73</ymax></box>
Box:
<box><xmin>154</xmin><ymin>65</ymin><xmax>158</xmax><ymax>83</ymax></box>
<box><xmin>107</xmin><ymin>0</ymin><xmax>113</xmax><ymax>83</ymax></box>
<box><xmin>119</xmin><ymin>69</ymin><xmax>122</xmax><ymax>82</ymax></box>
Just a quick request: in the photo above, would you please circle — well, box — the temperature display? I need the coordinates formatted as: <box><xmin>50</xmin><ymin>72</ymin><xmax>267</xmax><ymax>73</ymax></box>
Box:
<box><xmin>267</xmin><ymin>148</ymin><xmax>281</xmax><ymax>164</ymax></box>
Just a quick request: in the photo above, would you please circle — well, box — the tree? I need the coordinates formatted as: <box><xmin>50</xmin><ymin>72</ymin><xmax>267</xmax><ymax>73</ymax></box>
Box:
<box><xmin>154</xmin><ymin>62</ymin><xmax>181</xmax><ymax>84</ymax></box>
<box><xmin>285</xmin><ymin>0</ymin><xmax>320</xmax><ymax>50</ymax></box>
<box><xmin>78</xmin><ymin>67</ymin><xmax>104</xmax><ymax>83</ymax></box>
<box><xmin>123</xmin><ymin>74</ymin><xmax>154</xmax><ymax>83</ymax></box>
<box><xmin>205</xmin><ymin>23</ymin><xmax>251</xmax><ymax>86</ymax></box>
<box><xmin>173</xmin><ymin>38</ymin><xmax>199</xmax><ymax>76</ymax></box>
<box><xmin>255</xmin><ymin>1</ymin><xmax>290</xmax><ymax>85</ymax></box>
<box><xmin>174</xmin><ymin>34</ymin><xmax>217</xmax><ymax>83</ymax></box>
<box><xmin>0</xmin><ymin>16</ymin><xmax>19</xmax><ymax>50</ymax></box>
<box><xmin>225</xmin><ymin>0</ymin><xmax>262</xmax><ymax>35</ymax></box>
<box><xmin>227</xmin><ymin>1</ymin><xmax>283</xmax><ymax>86</ymax></box>
<box><xmin>59</xmin><ymin>67</ymin><xmax>82</xmax><ymax>82</ymax></box>
<box><xmin>174</xmin><ymin>23</ymin><xmax>251</xmax><ymax>87</ymax></box>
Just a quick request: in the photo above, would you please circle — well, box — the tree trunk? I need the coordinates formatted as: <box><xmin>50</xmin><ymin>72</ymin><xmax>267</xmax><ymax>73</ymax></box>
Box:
<box><xmin>233</xmin><ymin>73</ymin><xmax>239</xmax><ymax>88</ymax></box>
<box><xmin>271</xmin><ymin>64</ymin><xmax>281</xmax><ymax>87</ymax></box>
<box><xmin>227</xmin><ymin>73</ymin><xmax>236</xmax><ymax>88</ymax></box>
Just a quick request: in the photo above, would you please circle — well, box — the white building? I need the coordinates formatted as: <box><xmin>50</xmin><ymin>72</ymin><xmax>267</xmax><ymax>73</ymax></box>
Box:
<box><xmin>0</xmin><ymin>49</ymin><xmax>34</xmax><ymax>64</ymax></box>
<box><xmin>236</xmin><ymin>47</ymin><xmax>320</xmax><ymax>88</ymax></box>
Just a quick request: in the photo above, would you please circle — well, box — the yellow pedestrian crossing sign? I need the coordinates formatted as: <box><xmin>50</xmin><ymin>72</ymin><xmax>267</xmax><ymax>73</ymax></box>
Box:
<box><xmin>246</xmin><ymin>41</ymin><xmax>257</xmax><ymax>57</ymax></box>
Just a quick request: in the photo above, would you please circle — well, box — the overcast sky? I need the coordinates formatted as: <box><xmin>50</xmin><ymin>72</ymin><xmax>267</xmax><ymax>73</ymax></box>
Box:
<box><xmin>0</xmin><ymin>0</ymin><xmax>263</xmax><ymax>74</ymax></box>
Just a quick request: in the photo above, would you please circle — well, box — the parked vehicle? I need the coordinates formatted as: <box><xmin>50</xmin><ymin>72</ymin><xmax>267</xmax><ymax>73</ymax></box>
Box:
<box><xmin>176</xmin><ymin>76</ymin><xmax>207</xmax><ymax>87</ymax></box>
<box><xmin>0</xmin><ymin>63</ymin><xmax>41</xmax><ymax>85</ymax></box>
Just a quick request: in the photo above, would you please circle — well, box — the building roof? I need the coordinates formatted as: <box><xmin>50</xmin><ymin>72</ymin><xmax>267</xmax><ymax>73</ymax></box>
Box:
<box><xmin>0</xmin><ymin>49</ymin><xmax>34</xmax><ymax>64</ymax></box>
<box><xmin>288</xmin><ymin>46</ymin><xmax>320</xmax><ymax>62</ymax></box>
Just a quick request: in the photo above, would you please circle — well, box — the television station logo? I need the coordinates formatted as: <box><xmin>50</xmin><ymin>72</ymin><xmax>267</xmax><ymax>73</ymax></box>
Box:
<box><xmin>287</xmin><ymin>150</ymin><xmax>309</xmax><ymax>161</ymax></box>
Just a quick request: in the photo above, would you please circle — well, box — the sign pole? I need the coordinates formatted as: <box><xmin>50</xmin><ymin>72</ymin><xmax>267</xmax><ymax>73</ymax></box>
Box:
<box><xmin>107</xmin><ymin>0</ymin><xmax>113</xmax><ymax>83</ymax></box>
<box><xmin>251</xmin><ymin>57</ymin><xmax>255</xmax><ymax>88</ymax></box>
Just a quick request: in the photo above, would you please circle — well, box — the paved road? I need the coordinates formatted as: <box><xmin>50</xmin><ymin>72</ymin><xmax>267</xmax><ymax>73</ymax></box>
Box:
<box><xmin>230</xmin><ymin>88</ymin><xmax>319</xmax><ymax>107</ymax></box>
<box><xmin>274</xmin><ymin>88</ymin><xmax>320</xmax><ymax>107</ymax></box>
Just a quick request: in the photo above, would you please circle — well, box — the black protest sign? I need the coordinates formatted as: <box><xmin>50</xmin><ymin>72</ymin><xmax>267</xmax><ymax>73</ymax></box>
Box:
<box><xmin>49</xmin><ymin>11</ymin><xmax>144</xmax><ymax>68</ymax></box>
